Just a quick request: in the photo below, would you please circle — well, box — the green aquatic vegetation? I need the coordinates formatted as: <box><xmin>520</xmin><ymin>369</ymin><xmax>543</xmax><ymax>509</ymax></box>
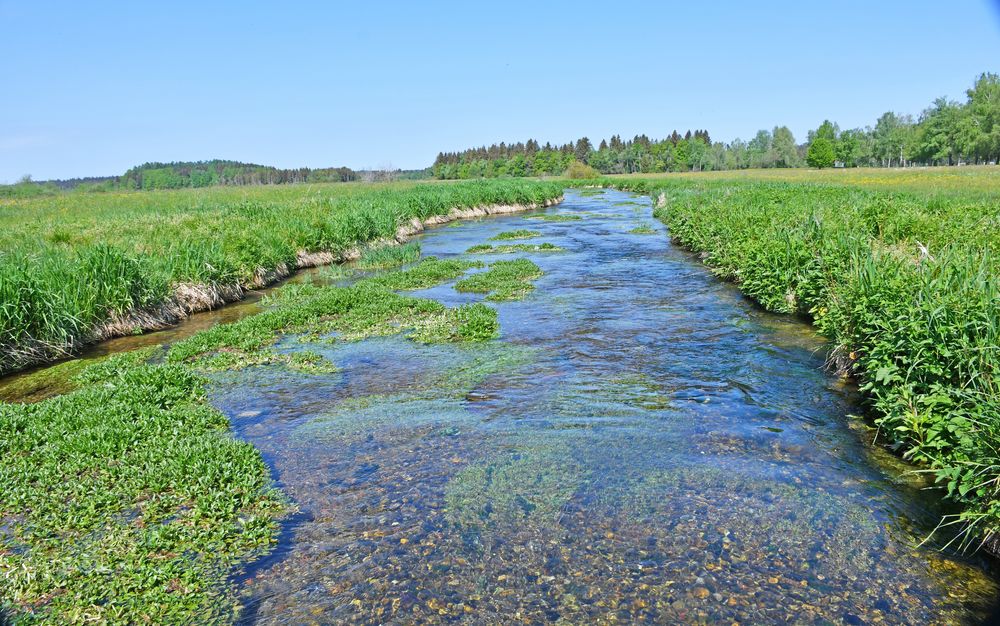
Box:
<box><xmin>465</xmin><ymin>242</ymin><xmax>563</xmax><ymax>254</ymax></box>
<box><xmin>489</xmin><ymin>229</ymin><xmax>541</xmax><ymax>241</ymax></box>
<box><xmin>356</xmin><ymin>242</ymin><xmax>420</xmax><ymax>270</ymax></box>
<box><xmin>525</xmin><ymin>213</ymin><xmax>582</xmax><ymax>222</ymax></box>
<box><xmin>607</xmin><ymin>175</ymin><xmax>1000</xmax><ymax>547</ymax></box>
<box><xmin>314</xmin><ymin>264</ymin><xmax>355</xmax><ymax>282</ymax></box>
<box><xmin>293</xmin><ymin>342</ymin><xmax>533</xmax><ymax>442</ymax></box>
<box><xmin>284</xmin><ymin>350</ymin><xmax>340</xmax><ymax>373</ymax></box>
<box><xmin>454</xmin><ymin>258</ymin><xmax>543</xmax><ymax>301</ymax></box>
<box><xmin>297</xmin><ymin>395</ymin><xmax>474</xmax><ymax>442</ymax></box>
<box><xmin>0</xmin><ymin>358</ymin><xmax>90</xmax><ymax>403</ymax></box>
<box><xmin>168</xmin><ymin>282</ymin><xmax>497</xmax><ymax>369</ymax></box>
<box><xmin>615</xmin><ymin>461</ymin><xmax>885</xmax><ymax>578</ymax></box>
<box><xmin>359</xmin><ymin>256</ymin><xmax>482</xmax><ymax>291</ymax></box>
<box><xmin>628</xmin><ymin>223</ymin><xmax>657</xmax><ymax>234</ymax></box>
<box><xmin>0</xmin><ymin>356</ymin><xmax>286</xmax><ymax>624</ymax></box>
<box><xmin>444</xmin><ymin>441</ymin><xmax>584</xmax><ymax>529</ymax></box>
<box><xmin>0</xmin><ymin>179</ymin><xmax>564</xmax><ymax>374</ymax></box>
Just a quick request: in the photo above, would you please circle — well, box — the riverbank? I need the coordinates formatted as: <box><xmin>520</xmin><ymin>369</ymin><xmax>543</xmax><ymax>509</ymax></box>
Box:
<box><xmin>0</xmin><ymin>236</ymin><xmax>548</xmax><ymax>623</ymax></box>
<box><xmin>601</xmin><ymin>173</ymin><xmax>1000</xmax><ymax>551</ymax></box>
<box><xmin>0</xmin><ymin>180</ymin><xmax>563</xmax><ymax>375</ymax></box>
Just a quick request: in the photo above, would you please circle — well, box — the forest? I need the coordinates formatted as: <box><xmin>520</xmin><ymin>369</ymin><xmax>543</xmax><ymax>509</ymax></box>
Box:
<box><xmin>1</xmin><ymin>161</ymin><xmax>370</xmax><ymax>198</ymax></box>
<box><xmin>433</xmin><ymin>72</ymin><xmax>1000</xmax><ymax>179</ymax></box>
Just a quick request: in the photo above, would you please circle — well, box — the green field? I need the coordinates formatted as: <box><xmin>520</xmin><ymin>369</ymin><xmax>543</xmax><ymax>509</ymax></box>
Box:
<box><xmin>0</xmin><ymin>179</ymin><xmax>563</xmax><ymax>374</ymax></box>
<box><xmin>605</xmin><ymin>167</ymin><xmax>1000</xmax><ymax>548</ymax></box>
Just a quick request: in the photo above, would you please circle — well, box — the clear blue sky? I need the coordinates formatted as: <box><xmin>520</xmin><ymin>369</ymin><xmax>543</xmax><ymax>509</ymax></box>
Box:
<box><xmin>2</xmin><ymin>0</ymin><xmax>999</xmax><ymax>182</ymax></box>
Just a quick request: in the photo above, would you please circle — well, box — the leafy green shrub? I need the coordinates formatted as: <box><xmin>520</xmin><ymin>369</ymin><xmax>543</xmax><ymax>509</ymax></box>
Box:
<box><xmin>564</xmin><ymin>161</ymin><xmax>600</xmax><ymax>179</ymax></box>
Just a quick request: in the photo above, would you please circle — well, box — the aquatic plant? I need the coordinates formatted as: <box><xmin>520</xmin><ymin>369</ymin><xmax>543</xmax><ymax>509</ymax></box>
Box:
<box><xmin>359</xmin><ymin>257</ymin><xmax>482</xmax><ymax>291</ymax></box>
<box><xmin>629</xmin><ymin>224</ymin><xmax>657</xmax><ymax>234</ymax></box>
<box><xmin>489</xmin><ymin>229</ymin><xmax>541</xmax><ymax>241</ymax></box>
<box><xmin>444</xmin><ymin>442</ymin><xmax>584</xmax><ymax>529</ymax></box>
<box><xmin>0</xmin><ymin>349</ymin><xmax>286</xmax><ymax>624</ymax></box>
<box><xmin>465</xmin><ymin>243</ymin><xmax>562</xmax><ymax>254</ymax></box>
<box><xmin>454</xmin><ymin>258</ymin><xmax>543</xmax><ymax>301</ymax></box>
<box><xmin>169</xmin><ymin>279</ymin><xmax>499</xmax><ymax>370</ymax></box>
<box><xmin>525</xmin><ymin>213</ymin><xmax>582</xmax><ymax>222</ymax></box>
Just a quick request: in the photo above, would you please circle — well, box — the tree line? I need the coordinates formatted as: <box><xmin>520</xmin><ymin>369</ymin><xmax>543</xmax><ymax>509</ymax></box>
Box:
<box><xmin>120</xmin><ymin>160</ymin><xmax>359</xmax><ymax>190</ymax></box>
<box><xmin>434</xmin><ymin>72</ymin><xmax>1000</xmax><ymax>178</ymax></box>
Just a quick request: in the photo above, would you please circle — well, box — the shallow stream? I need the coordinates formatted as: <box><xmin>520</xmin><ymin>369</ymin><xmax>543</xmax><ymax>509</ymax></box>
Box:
<box><xmin>6</xmin><ymin>189</ymin><xmax>996</xmax><ymax>624</ymax></box>
<box><xmin>216</xmin><ymin>189</ymin><xmax>998</xmax><ymax>624</ymax></box>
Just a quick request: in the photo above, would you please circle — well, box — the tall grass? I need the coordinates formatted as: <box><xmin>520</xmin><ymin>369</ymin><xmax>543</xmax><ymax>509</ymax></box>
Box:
<box><xmin>0</xmin><ymin>179</ymin><xmax>562</xmax><ymax>373</ymax></box>
<box><xmin>606</xmin><ymin>175</ymin><xmax>1000</xmax><ymax>547</ymax></box>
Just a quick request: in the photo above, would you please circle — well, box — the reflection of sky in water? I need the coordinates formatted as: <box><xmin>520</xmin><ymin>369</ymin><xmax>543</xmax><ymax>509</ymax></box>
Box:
<box><xmin>212</xmin><ymin>189</ymin><xmax>996</xmax><ymax>625</ymax></box>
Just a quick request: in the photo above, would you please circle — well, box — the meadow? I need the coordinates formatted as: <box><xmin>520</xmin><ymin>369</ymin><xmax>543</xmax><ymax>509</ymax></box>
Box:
<box><xmin>605</xmin><ymin>167</ymin><xmax>1000</xmax><ymax>548</ymax></box>
<box><xmin>0</xmin><ymin>179</ymin><xmax>564</xmax><ymax>374</ymax></box>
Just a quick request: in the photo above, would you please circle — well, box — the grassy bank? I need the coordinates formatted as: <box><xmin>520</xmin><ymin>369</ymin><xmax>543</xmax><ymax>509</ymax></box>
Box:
<box><xmin>0</xmin><ymin>251</ymin><xmax>511</xmax><ymax>623</ymax></box>
<box><xmin>0</xmin><ymin>179</ymin><xmax>563</xmax><ymax>374</ymax></box>
<box><xmin>604</xmin><ymin>171</ymin><xmax>1000</xmax><ymax>548</ymax></box>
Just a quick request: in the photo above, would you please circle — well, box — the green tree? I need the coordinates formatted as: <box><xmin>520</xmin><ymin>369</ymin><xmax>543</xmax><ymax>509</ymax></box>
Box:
<box><xmin>913</xmin><ymin>97</ymin><xmax>964</xmax><ymax>165</ymax></box>
<box><xmin>771</xmin><ymin>126</ymin><xmax>800</xmax><ymax>167</ymax></box>
<box><xmin>965</xmin><ymin>72</ymin><xmax>1000</xmax><ymax>162</ymax></box>
<box><xmin>747</xmin><ymin>130</ymin><xmax>772</xmax><ymax>168</ymax></box>
<box><xmin>806</xmin><ymin>138</ymin><xmax>836</xmax><ymax>168</ymax></box>
<box><xmin>836</xmin><ymin>128</ymin><xmax>868</xmax><ymax>167</ymax></box>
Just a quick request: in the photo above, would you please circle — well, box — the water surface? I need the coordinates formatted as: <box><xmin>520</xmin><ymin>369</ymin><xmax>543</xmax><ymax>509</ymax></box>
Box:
<box><xmin>211</xmin><ymin>189</ymin><xmax>995</xmax><ymax>624</ymax></box>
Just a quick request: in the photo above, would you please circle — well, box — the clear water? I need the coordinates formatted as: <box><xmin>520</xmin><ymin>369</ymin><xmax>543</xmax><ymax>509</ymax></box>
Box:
<box><xmin>144</xmin><ymin>190</ymin><xmax>1000</xmax><ymax>622</ymax></box>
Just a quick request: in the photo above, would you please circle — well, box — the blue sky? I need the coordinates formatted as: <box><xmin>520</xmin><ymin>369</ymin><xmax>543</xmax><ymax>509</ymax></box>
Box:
<box><xmin>1</xmin><ymin>1</ymin><xmax>999</xmax><ymax>182</ymax></box>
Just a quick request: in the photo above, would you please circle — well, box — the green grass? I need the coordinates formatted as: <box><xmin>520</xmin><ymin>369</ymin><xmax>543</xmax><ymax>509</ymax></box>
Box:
<box><xmin>0</xmin><ymin>179</ymin><xmax>563</xmax><ymax>374</ymax></box>
<box><xmin>355</xmin><ymin>242</ymin><xmax>420</xmax><ymax>270</ymax></box>
<box><xmin>0</xmin><ymin>347</ymin><xmax>287</xmax><ymax>624</ymax></box>
<box><xmin>489</xmin><ymin>229</ymin><xmax>541</xmax><ymax>241</ymax></box>
<box><xmin>605</xmin><ymin>173</ymin><xmax>1000</xmax><ymax>548</ymax></box>
<box><xmin>465</xmin><ymin>242</ymin><xmax>563</xmax><ymax>254</ymax></box>
<box><xmin>454</xmin><ymin>258</ymin><xmax>543</xmax><ymax>301</ymax></box>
